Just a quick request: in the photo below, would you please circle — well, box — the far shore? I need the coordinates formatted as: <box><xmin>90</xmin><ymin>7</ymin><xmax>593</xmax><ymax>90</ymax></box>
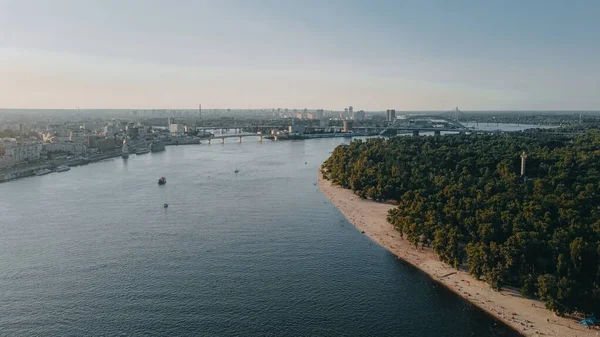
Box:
<box><xmin>318</xmin><ymin>171</ymin><xmax>595</xmax><ymax>337</ymax></box>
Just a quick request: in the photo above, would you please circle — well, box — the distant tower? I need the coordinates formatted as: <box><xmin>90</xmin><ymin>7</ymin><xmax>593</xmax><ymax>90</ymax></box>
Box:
<box><xmin>199</xmin><ymin>104</ymin><xmax>202</xmax><ymax>119</ymax></box>
<box><xmin>520</xmin><ymin>152</ymin><xmax>527</xmax><ymax>176</ymax></box>
<box><xmin>386</xmin><ymin>109</ymin><xmax>396</xmax><ymax>123</ymax></box>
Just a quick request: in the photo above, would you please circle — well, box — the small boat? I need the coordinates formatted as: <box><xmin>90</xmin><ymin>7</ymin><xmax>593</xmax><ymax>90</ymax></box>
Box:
<box><xmin>164</xmin><ymin>203</ymin><xmax>169</xmax><ymax>208</ymax></box>
<box><xmin>158</xmin><ymin>177</ymin><xmax>166</xmax><ymax>185</ymax></box>
<box><xmin>56</xmin><ymin>166</ymin><xmax>71</xmax><ymax>172</ymax></box>
<box><xmin>234</xmin><ymin>169</ymin><xmax>239</xmax><ymax>173</ymax></box>
<box><xmin>35</xmin><ymin>169</ymin><xmax>52</xmax><ymax>176</ymax></box>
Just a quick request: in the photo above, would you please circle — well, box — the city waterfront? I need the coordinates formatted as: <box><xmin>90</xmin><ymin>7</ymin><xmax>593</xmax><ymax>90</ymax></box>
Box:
<box><xmin>0</xmin><ymin>138</ymin><xmax>520</xmax><ymax>336</ymax></box>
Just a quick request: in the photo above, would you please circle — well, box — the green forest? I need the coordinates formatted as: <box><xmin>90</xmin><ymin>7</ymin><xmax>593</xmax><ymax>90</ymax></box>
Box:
<box><xmin>322</xmin><ymin>133</ymin><xmax>600</xmax><ymax>315</ymax></box>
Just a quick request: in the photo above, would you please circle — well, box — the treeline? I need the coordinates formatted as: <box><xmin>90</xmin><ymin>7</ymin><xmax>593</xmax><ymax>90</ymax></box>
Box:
<box><xmin>322</xmin><ymin>134</ymin><xmax>600</xmax><ymax>315</ymax></box>
<box><xmin>461</xmin><ymin>113</ymin><xmax>600</xmax><ymax>126</ymax></box>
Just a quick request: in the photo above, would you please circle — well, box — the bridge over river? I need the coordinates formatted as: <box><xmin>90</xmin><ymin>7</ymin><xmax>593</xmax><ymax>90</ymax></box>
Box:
<box><xmin>206</xmin><ymin>133</ymin><xmax>265</xmax><ymax>144</ymax></box>
<box><xmin>375</xmin><ymin>114</ymin><xmax>471</xmax><ymax>136</ymax></box>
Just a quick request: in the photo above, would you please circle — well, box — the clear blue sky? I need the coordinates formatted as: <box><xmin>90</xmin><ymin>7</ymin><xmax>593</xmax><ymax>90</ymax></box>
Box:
<box><xmin>0</xmin><ymin>0</ymin><xmax>598</xmax><ymax>110</ymax></box>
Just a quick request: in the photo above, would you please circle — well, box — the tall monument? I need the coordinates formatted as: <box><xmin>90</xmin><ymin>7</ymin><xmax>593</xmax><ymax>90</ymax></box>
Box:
<box><xmin>520</xmin><ymin>152</ymin><xmax>527</xmax><ymax>176</ymax></box>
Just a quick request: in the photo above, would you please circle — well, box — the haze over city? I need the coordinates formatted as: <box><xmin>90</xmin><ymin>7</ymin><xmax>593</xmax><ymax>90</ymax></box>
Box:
<box><xmin>1</xmin><ymin>0</ymin><xmax>599</xmax><ymax>110</ymax></box>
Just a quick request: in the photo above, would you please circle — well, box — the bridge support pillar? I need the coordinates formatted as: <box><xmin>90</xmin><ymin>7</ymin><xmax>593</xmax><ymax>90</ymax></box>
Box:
<box><xmin>274</xmin><ymin>135</ymin><xmax>278</xmax><ymax>141</ymax></box>
<box><xmin>258</xmin><ymin>135</ymin><xmax>262</xmax><ymax>142</ymax></box>
<box><xmin>412</xmin><ymin>130</ymin><xmax>419</xmax><ymax>137</ymax></box>
<box><xmin>434</xmin><ymin>130</ymin><xmax>441</xmax><ymax>137</ymax></box>
<box><xmin>208</xmin><ymin>138</ymin><xmax>211</xmax><ymax>144</ymax></box>
<box><xmin>220</xmin><ymin>138</ymin><xmax>225</xmax><ymax>144</ymax></box>
<box><xmin>238</xmin><ymin>136</ymin><xmax>242</xmax><ymax>143</ymax></box>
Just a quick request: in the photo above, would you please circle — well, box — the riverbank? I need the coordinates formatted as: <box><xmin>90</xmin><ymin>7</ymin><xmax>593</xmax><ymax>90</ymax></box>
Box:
<box><xmin>0</xmin><ymin>150</ymin><xmax>122</xmax><ymax>183</ymax></box>
<box><xmin>318</xmin><ymin>171</ymin><xmax>595</xmax><ymax>337</ymax></box>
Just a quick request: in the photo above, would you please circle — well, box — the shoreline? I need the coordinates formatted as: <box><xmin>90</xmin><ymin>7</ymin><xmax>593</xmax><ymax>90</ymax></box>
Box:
<box><xmin>318</xmin><ymin>171</ymin><xmax>594</xmax><ymax>337</ymax></box>
<box><xmin>0</xmin><ymin>135</ymin><xmax>360</xmax><ymax>183</ymax></box>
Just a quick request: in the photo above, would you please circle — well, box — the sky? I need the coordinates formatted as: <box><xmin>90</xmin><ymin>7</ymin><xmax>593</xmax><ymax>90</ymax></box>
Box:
<box><xmin>0</xmin><ymin>0</ymin><xmax>598</xmax><ymax>110</ymax></box>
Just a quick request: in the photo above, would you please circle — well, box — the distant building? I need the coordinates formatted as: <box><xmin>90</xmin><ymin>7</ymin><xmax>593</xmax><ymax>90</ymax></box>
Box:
<box><xmin>43</xmin><ymin>142</ymin><xmax>87</xmax><ymax>155</ymax></box>
<box><xmin>319</xmin><ymin>118</ymin><xmax>330</xmax><ymax>128</ymax></box>
<box><xmin>80</xmin><ymin>122</ymin><xmax>104</xmax><ymax>132</ymax></box>
<box><xmin>316</xmin><ymin>109</ymin><xmax>325</xmax><ymax>120</ymax></box>
<box><xmin>386</xmin><ymin>109</ymin><xmax>396</xmax><ymax>122</ymax></box>
<box><xmin>289</xmin><ymin>125</ymin><xmax>306</xmax><ymax>134</ymax></box>
<box><xmin>69</xmin><ymin>131</ymin><xmax>89</xmax><ymax>143</ymax></box>
<box><xmin>85</xmin><ymin>136</ymin><xmax>119</xmax><ymax>152</ymax></box>
<box><xmin>349</xmin><ymin>106</ymin><xmax>354</xmax><ymax>119</ymax></box>
<box><xmin>42</xmin><ymin>132</ymin><xmax>69</xmax><ymax>143</ymax></box>
<box><xmin>169</xmin><ymin>124</ymin><xmax>185</xmax><ymax>135</ymax></box>
<box><xmin>343</xmin><ymin>120</ymin><xmax>353</xmax><ymax>132</ymax></box>
<box><xmin>0</xmin><ymin>141</ymin><xmax>42</xmax><ymax>165</ymax></box>
<box><xmin>103</xmin><ymin>124</ymin><xmax>118</xmax><ymax>137</ymax></box>
<box><xmin>296</xmin><ymin>113</ymin><xmax>304</xmax><ymax>119</ymax></box>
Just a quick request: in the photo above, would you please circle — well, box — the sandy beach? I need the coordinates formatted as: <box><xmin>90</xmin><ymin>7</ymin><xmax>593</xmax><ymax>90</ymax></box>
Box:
<box><xmin>318</xmin><ymin>171</ymin><xmax>596</xmax><ymax>337</ymax></box>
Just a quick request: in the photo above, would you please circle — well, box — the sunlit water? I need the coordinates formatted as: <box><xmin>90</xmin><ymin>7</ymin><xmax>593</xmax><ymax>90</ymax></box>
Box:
<box><xmin>0</xmin><ymin>138</ymin><xmax>520</xmax><ymax>336</ymax></box>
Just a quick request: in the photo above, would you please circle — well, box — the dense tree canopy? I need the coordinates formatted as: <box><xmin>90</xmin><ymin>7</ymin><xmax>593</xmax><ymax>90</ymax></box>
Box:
<box><xmin>322</xmin><ymin>133</ymin><xmax>600</xmax><ymax>315</ymax></box>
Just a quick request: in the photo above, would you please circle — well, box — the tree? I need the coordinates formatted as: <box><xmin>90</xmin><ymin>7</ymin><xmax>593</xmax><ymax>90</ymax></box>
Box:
<box><xmin>538</xmin><ymin>274</ymin><xmax>559</xmax><ymax>313</ymax></box>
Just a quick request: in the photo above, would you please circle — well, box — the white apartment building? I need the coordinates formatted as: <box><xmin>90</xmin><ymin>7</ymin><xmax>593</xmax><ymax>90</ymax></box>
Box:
<box><xmin>0</xmin><ymin>141</ymin><xmax>43</xmax><ymax>165</ymax></box>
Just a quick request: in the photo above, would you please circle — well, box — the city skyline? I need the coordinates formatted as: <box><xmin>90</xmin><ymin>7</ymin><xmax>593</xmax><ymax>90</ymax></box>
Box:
<box><xmin>1</xmin><ymin>0</ymin><xmax>599</xmax><ymax>110</ymax></box>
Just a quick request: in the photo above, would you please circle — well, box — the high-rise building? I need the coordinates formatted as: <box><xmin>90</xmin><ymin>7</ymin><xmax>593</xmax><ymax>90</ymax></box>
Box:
<box><xmin>349</xmin><ymin>106</ymin><xmax>354</xmax><ymax>119</ymax></box>
<box><xmin>386</xmin><ymin>109</ymin><xmax>396</xmax><ymax>122</ymax></box>
<box><xmin>316</xmin><ymin>109</ymin><xmax>324</xmax><ymax>120</ymax></box>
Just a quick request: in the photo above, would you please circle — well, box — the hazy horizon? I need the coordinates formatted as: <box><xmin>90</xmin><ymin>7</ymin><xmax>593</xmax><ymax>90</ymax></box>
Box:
<box><xmin>1</xmin><ymin>0</ymin><xmax>599</xmax><ymax>110</ymax></box>
<box><xmin>2</xmin><ymin>108</ymin><xmax>599</xmax><ymax>114</ymax></box>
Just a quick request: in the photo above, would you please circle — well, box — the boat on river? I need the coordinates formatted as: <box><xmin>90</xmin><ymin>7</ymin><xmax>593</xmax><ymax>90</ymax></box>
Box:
<box><xmin>158</xmin><ymin>177</ymin><xmax>166</xmax><ymax>185</ymax></box>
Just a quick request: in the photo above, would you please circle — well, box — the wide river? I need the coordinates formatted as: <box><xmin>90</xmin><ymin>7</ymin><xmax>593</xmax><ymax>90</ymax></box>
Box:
<box><xmin>0</xmin><ymin>137</ymin><xmax>521</xmax><ymax>336</ymax></box>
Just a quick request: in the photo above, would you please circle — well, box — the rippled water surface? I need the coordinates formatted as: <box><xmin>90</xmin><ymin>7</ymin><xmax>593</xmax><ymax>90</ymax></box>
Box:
<box><xmin>0</xmin><ymin>138</ymin><xmax>520</xmax><ymax>336</ymax></box>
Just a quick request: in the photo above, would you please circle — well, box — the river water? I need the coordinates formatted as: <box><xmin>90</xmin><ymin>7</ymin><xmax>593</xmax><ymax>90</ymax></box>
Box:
<box><xmin>0</xmin><ymin>137</ymin><xmax>520</xmax><ymax>336</ymax></box>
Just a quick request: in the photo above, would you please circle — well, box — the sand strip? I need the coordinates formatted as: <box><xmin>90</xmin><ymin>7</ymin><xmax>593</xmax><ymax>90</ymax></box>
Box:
<box><xmin>319</xmin><ymin>171</ymin><xmax>595</xmax><ymax>337</ymax></box>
